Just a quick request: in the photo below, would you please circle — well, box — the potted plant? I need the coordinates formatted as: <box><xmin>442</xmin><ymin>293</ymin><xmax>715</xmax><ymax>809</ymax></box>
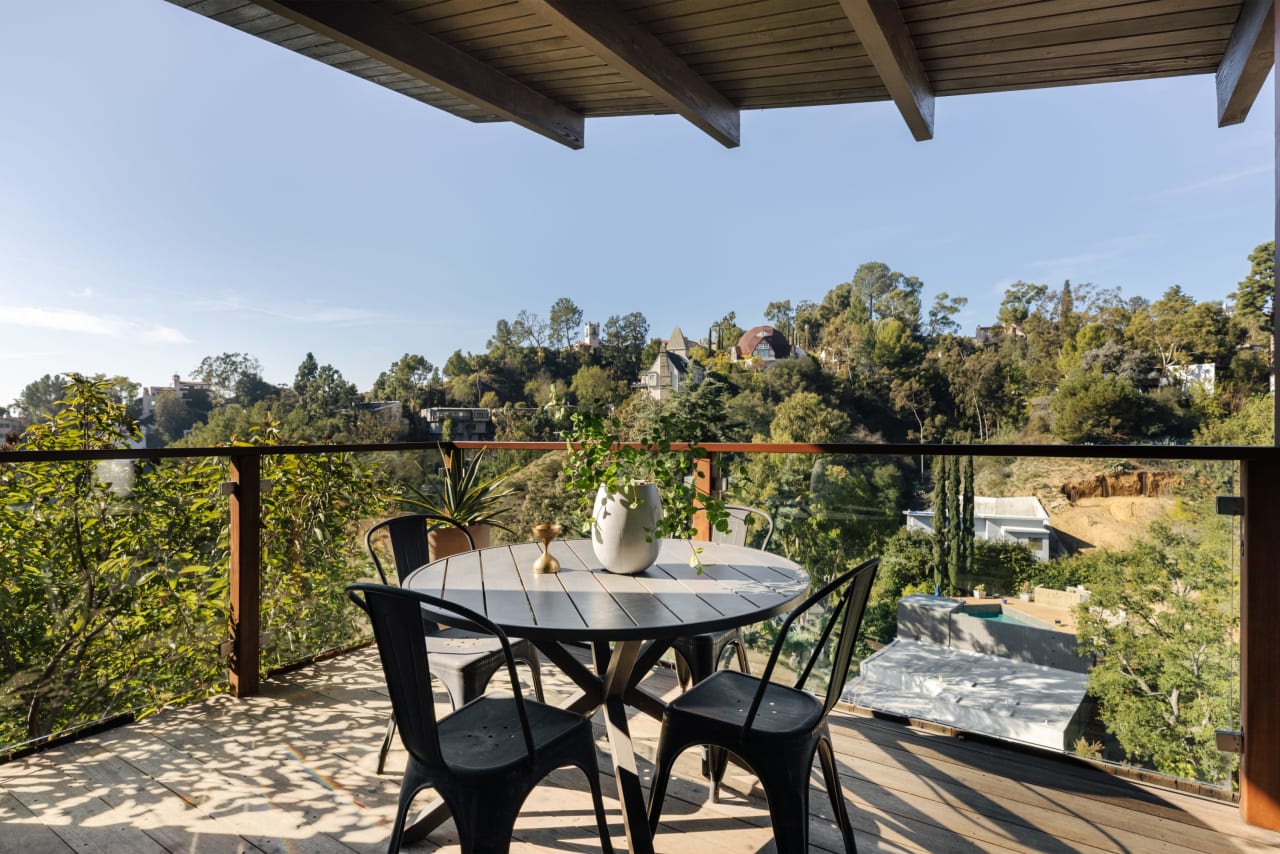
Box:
<box><xmin>562</xmin><ymin>410</ymin><xmax>730</xmax><ymax>574</ymax></box>
<box><xmin>400</xmin><ymin>447</ymin><xmax>517</xmax><ymax>561</ymax></box>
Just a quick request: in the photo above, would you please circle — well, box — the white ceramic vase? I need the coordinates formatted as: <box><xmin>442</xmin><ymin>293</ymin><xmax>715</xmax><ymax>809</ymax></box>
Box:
<box><xmin>591</xmin><ymin>482</ymin><xmax>663</xmax><ymax>575</ymax></box>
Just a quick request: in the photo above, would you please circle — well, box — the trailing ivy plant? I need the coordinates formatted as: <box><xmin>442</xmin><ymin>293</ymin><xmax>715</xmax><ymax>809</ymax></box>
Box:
<box><xmin>561</xmin><ymin>410</ymin><xmax>731</xmax><ymax>566</ymax></box>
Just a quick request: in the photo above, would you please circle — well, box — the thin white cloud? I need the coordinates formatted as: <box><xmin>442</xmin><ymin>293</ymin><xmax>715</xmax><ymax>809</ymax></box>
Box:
<box><xmin>2</xmin><ymin>305</ymin><xmax>190</xmax><ymax>343</ymax></box>
<box><xmin>4</xmin><ymin>306</ymin><xmax>124</xmax><ymax>335</ymax></box>
<box><xmin>288</xmin><ymin>306</ymin><xmax>381</xmax><ymax>325</ymax></box>
<box><xmin>1153</xmin><ymin>163</ymin><xmax>1273</xmax><ymax>197</ymax></box>
<box><xmin>142</xmin><ymin>324</ymin><xmax>191</xmax><ymax>344</ymax></box>
<box><xmin>70</xmin><ymin>287</ymin><xmax>93</xmax><ymax>298</ymax></box>
<box><xmin>1029</xmin><ymin>250</ymin><xmax>1118</xmax><ymax>269</ymax></box>
<box><xmin>1028</xmin><ymin>233</ymin><xmax>1156</xmax><ymax>272</ymax></box>
<box><xmin>188</xmin><ymin>292</ymin><xmax>381</xmax><ymax>326</ymax></box>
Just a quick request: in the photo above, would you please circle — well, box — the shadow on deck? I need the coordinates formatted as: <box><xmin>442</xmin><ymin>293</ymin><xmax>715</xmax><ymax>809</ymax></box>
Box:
<box><xmin>2</xmin><ymin>647</ymin><xmax>1276</xmax><ymax>853</ymax></box>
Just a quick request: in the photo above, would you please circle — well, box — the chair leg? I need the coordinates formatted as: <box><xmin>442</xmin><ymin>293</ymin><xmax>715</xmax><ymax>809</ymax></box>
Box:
<box><xmin>581</xmin><ymin>762</ymin><xmax>615</xmax><ymax>853</ymax></box>
<box><xmin>708</xmin><ymin>746</ymin><xmax>732</xmax><ymax>804</ymax></box>
<box><xmin>647</xmin><ymin>735</ymin><xmax>689</xmax><ymax>837</ymax></box>
<box><xmin>519</xmin><ymin>655</ymin><xmax>545</xmax><ymax>702</ymax></box>
<box><xmin>451</xmin><ymin>787</ymin><xmax>521</xmax><ymax>854</ymax></box>
<box><xmin>756</xmin><ymin>760</ymin><xmax>814</xmax><ymax>854</ymax></box>
<box><xmin>818</xmin><ymin>736</ymin><xmax>857</xmax><ymax>853</ymax></box>
<box><xmin>377</xmin><ymin>713</ymin><xmax>398</xmax><ymax>776</ymax></box>
<box><xmin>733</xmin><ymin>634</ymin><xmax>751</xmax><ymax>674</ymax></box>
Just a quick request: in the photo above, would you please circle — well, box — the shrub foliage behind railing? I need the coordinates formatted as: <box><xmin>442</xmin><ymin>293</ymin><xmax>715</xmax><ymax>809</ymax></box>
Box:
<box><xmin>0</xmin><ymin>376</ymin><xmax>385</xmax><ymax>755</ymax></box>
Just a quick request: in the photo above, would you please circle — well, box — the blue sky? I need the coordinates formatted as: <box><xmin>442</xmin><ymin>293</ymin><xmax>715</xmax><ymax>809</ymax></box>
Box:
<box><xmin>0</xmin><ymin>1</ymin><xmax>1273</xmax><ymax>409</ymax></box>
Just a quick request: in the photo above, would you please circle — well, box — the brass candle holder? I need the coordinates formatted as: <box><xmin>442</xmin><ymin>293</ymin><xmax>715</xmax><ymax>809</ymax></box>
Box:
<box><xmin>531</xmin><ymin>523</ymin><xmax>562</xmax><ymax>574</ymax></box>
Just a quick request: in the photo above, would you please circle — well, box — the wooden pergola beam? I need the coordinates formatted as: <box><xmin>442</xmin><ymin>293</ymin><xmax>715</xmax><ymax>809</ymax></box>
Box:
<box><xmin>1217</xmin><ymin>0</ymin><xmax>1275</xmax><ymax>126</ymax></box>
<box><xmin>255</xmin><ymin>0</ymin><xmax>584</xmax><ymax>149</ymax></box>
<box><xmin>838</xmin><ymin>0</ymin><xmax>934</xmax><ymax>141</ymax></box>
<box><xmin>521</xmin><ymin>0</ymin><xmax>739</xmax><ymax>148</ymax></box>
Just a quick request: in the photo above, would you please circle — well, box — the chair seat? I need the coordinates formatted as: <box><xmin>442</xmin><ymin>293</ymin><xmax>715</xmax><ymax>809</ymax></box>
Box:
<box><xmin>438</xmin><ymin>695</ymin><xmax>589</xmax><ymax>775</ymax></box>
<box><xmin>427</xmin><ymin>628</ymin><xmax>513</xmax><ymax>669</ymax></box>
<box><xmin>668</xmin><ymin>669</ymin><xmax>823</xmax><ymax>737</ymax></box>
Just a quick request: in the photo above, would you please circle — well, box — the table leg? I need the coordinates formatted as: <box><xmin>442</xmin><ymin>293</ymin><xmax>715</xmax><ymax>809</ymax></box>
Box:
<box><xmin>602</xmin><ymin>640</ymin><xmax>654</xmax><ymax>854</ymax></box>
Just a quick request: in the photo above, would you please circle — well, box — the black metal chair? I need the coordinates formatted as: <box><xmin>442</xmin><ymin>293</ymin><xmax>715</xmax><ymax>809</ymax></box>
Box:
<box><xmin>366</xmin><ymin>514</ymin><xmax>544</xmax><ymax>774</ymax></box>
<box><xmin>670</xmin><ymin>505</ymin><xmax>775</xmax><ymax>690</ymax></box>
<box><xmin>347</xmin><ymin>583</ymin><xmax>613</xmax><ymax>854</ymax></box>
<box><xmin>647</xmin><ymin>557</ymin><xmax>881</xmax><ymax>854</ymax></box>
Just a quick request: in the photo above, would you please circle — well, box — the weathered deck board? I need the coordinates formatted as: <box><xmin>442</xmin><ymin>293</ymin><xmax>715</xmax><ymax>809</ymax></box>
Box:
<box><xmin>2</xmin><ymin>647</ymin><xmax>1275</xmax><ymax>854</ymax></box>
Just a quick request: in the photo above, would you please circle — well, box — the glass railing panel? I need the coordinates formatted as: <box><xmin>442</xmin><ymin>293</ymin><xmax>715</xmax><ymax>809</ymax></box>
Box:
<box><xmin>256</xmin><ymin>450</ymin><xmax>385</xmax><ymax>670</ymax></box>
<box><xmin>0</xmin><ymin>454</ymin><xmax>229</xmax><ymax>756</ymax></box>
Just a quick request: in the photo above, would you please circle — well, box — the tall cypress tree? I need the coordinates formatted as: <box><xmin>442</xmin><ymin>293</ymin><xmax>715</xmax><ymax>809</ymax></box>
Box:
<box><xmin>963</xmin><ymin>455</ymin><xmax>976</xmax><ymax>581</ymax></box>
<box><xmin>946</xmin><ymin>455</ymin><xmax>962</xmax><ymax>594</ymax></box>
<box><xmin>931</xmin><ymin>456</ymin><xmax>948</xmax><ymax>593</ymax></box>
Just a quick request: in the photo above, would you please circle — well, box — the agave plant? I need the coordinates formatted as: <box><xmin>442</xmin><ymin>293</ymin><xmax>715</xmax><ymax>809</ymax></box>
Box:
<box><xmin>400</xmin><ymin>447</ymin><xmax>517</xmax><ymax>534</ymax></box>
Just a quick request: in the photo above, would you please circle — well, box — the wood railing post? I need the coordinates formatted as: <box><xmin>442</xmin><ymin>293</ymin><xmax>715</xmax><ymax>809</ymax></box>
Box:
<box><xmin>693</xmin><ymin>453</ymin><xmax>713</xmax><ymax>541</ymax></box>
<box><xmin>228</xmin><ymin>453</ymin><xmax>261</xmax><ymax>697</ymax></box>
<box><xmin>1241</xmin><ymin>458</ymin><xmax>1280</xmax><ymax>830</ymax></box>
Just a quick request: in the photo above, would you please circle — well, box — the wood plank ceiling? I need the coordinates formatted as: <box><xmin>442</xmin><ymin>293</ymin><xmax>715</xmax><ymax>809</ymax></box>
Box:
<box><xmin>168</xmin><ymin>0</ymin><xmax>1274</xmax><ymax>149</ymax></box>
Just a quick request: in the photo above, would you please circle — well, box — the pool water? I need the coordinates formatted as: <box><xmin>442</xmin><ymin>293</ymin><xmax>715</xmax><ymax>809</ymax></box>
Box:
<box><xmin>964</xmin><ymin>607</ymin><xmax>1048</xmax><ymax>628</ymax></box>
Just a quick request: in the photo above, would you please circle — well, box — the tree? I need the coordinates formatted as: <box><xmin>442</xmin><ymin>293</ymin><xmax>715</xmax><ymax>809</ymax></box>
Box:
<box><xmin>926</xmin><ymin>292</ymin><xmax>968</xmax><ymax>337</ymax></box>
<box><xmin>13</xmin><ymin>374</ymin><xmax>68</xmax><ymax>420</ymax></box>
<box><xmin>997</xmin><ymin>281</ymin><xmax>1049</xmax><ymax>328</ymax></box>
<box><xmin>601</xmin><ymin>311</ymin><xmax>649</xmax><ymax>378</ymax></box>
<box><xmin>153</xmin><ymin>390</ymin><xmax>197</xmax><ymax>442</ymax></box>
<box><xmin>369</xmin><ymin>353</ymin><xmax>435</xmax><ymax>410</ymax></box>
<box><xmin>1050</xmin><ymin>369</ymin><xmax>1144</xmax><ymax>443</ymax></box>
<box><xmin>569</xmin><ymin>365</ymin><xmax>626</xmax><ymax>415</ymax></box>
<box><xmin>769</xmin><ymin>391</ymin><xmax>849</xmax><ymax>443</ymax></box>
<box><xmin>849</xmin><ymin>262</ymin><xmax>923</xmax><ymax>332</ymax></box>
<box><xmin>511</xmin><ymin>310</ymin><xmax>549</xmax><ymax>348</ymax></box>
<box><xmin>191</xmin><ymin>353</ymin><xmax>263</xmax><ymax>402</ymax></box>
<box><xmin>1230</xmin><ymin>240</ymin><xmax>1274</xmax><ymax>337</ymax></box>
<box><xmin>1077</xmin><ymin>522</ymin><xmax>1238</xmax><ymax>783</ymax></box>
<box><xmin>548</xmin><ymin>297</ymin><xmax>584</xmax><ymax>350</ymax></box>
<box><xmin>764</xmin><ymin>300</ymin><xmax>795</xmax><ymax>343</ymax></box>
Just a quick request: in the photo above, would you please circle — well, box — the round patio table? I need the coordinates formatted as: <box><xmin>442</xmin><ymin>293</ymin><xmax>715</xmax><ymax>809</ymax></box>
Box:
<box><xmin>402</xmin><ymin>537</ymin><xmax>810</xmax><ymax>854</ymax></box>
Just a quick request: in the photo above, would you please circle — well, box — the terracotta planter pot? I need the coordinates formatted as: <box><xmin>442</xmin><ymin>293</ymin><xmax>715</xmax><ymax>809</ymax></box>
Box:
<box><xmin>428</xmin><ymin>523</ymin><xmax>491</xmax><ymax>562</ymax></box>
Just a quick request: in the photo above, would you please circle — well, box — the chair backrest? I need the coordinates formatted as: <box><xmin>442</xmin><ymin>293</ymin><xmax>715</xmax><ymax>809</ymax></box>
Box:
<box><xmin>745</xmin><ymin>557</ymin><xmax>880</xmax><ymax>732</ymax></box>
<box><xmin>366</xmin><ymin>513</ymin><xmax>475</xmax><ymax>584</ymax></box>
<box><xmin>710</xmin><ymin>504</ymin><xmax>774</xmax><ymax>551</ymax></box>
<box><xmin>346</xmin><ymin>582</ymin><xmax>535</xmax><ymax>767</ymax></box>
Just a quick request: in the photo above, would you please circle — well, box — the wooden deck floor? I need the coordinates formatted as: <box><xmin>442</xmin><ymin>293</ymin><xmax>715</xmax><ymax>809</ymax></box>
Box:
<box><xmin>2</xmin><ymin>647</ymin><xmax>1277</xmax><ymax>854</ymax></box>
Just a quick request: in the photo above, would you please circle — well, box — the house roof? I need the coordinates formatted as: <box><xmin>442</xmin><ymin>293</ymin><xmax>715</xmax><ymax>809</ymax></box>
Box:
<box><xmin>164</xmin><ymin>1</ymin><xmax>1273</xmax><ymax>149</ymax></box>
<box><xmin>906</xmin><ymin>495</ymin><xmax>1050</xmax><ymax>522</ymax></box>
<box><xmin>736</xmin><ymin>325</ymin><xmax>792</xmax><ymax>360</ymax></box>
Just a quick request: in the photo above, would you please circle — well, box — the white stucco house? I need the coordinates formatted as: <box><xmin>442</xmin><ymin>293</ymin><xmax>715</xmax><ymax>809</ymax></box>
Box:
<box><xmin>904</xmin><ymin>495</ymin><xmax>1053</xmax><ymax>561</ymax></box>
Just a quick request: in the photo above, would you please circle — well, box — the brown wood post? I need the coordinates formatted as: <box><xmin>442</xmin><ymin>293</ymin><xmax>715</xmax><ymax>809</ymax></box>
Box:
<box><xmin>1241</xmin><ymin>458</ymin><xmax>1280</xmax><ymax>830</ymax></box>
<box><xmin>228</xmin><ymin>453</ymin><xmax>261</xmax><ymax>697</ymax></box>
<box><xmin>693</xmin><ymin>453</ymin><xmax>713</xmax><ymax>541</ymax></box>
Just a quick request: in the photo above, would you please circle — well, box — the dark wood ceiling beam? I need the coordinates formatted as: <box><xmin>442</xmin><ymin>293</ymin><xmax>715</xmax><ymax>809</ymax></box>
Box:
<box><xmin>838</xmin><ymin>0</ymin><xmax>935</xmax><ymax>140</ymax></box>
<box><xmin>520</xmin><ymin>0</ymin><xmax>740</xmax><ymax>147</ymax></box>
<box><xmin>254</xmin><ymin>0</ymin><xmax>584</xmax><ymax>148</ymax></box>
<box><xmin>1216</xmin><ymin>0</ymin><xmax>1274</xmax><ymax>126</ymax></box>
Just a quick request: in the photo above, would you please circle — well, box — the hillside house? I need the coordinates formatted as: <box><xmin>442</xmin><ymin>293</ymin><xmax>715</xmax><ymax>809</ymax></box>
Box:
<box><xmin>905</xmin><ymin>496</ymin><xmax>1054</xmax><ymax>561</ymax></box>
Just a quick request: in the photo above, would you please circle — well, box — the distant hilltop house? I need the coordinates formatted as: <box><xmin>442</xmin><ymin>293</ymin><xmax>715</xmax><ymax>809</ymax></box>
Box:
<box><xmin>973</xmin><ymin>323</ymin><xmax>1025</xmax><ymax>346</ymax></box>
<box><xmin>419</xmin><ymin>407</ymin><xmax>493</xmax><ymax>442</ymax></box>
<box><xmin>1167</xmin><ymin>362</ymin><xmax>1216</xmax><ymax>394</ymax></box>
<box><xmin>581</xmin><ymin>321</ymin><xmax>600</xmax><ymax>348</ymax></box>
<box><xmin>0</xmin><ymin>413</ymin><xmax>25</xmax><ymax>438</ymax></box>
<box><xmin>639</xmin><ymin>327</ymin><xmax>703</xmax><ymax>402</ymax></box>
<box><xmin>139</xmin><ymin>374</ymin><xmax>212</xmax><ymax>422</ymax></box>
<box><xmin>905</xmin><ymin>495</ymin><xmax>1053</xmax><ymax>561</ymax></box>
<box><xmin>732</xmin><ymin>325</ymin><xmax>804</xmax><ymax>365</ymax></box>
